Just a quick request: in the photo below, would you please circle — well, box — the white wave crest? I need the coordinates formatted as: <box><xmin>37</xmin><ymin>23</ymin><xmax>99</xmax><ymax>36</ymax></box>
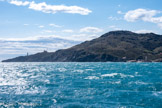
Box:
<box><xmin>85</xmin><ymin>76</ymin><xmax>99</xmax><ymax>80</ymax></box>
<box><xmin>101</xmin><ymin>73</ymin><xmax>118</xmax><ymax>77</ymax></box>
<box><xmin>101</xmin><ymin>73</ymin><xmax>134</xmax><ymax>78</ymax></box>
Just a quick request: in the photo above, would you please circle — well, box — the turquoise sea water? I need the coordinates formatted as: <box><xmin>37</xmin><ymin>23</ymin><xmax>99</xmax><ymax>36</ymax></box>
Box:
<box><xmin>0</xmin><ymin>62</ymin><xmax>161</xmax><ymax>108</ymax></box>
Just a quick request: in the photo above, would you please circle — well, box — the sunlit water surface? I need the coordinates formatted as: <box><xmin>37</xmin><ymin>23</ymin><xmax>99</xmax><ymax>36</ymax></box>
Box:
<box><xmin>0</xmin><ymin>62</ymin><xmax>162</xmax><ymax>108</ymax></box>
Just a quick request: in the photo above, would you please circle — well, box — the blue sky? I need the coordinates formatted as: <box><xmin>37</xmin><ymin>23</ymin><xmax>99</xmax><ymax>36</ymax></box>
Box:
<box><xmin>0</xmin><ymin>0</ymin><xmax>162</xmax><ymax>60</ymax></box>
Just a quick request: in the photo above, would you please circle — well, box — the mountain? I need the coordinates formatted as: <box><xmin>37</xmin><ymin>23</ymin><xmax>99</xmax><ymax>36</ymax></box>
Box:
<box><xmin>2</xmin><ymin>31</ymin><xmax>162</xmax><ymax>62</ymax></box>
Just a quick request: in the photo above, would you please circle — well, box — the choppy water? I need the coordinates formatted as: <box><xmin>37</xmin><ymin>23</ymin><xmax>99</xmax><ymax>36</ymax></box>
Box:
<box><xmin>0</xmin><ymin>62</ymin><xmax>161</xmax><ymax>108</ymax></box>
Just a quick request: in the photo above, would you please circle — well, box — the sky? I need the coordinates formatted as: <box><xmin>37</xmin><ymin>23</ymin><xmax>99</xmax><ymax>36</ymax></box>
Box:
<box><xmin>0</xmin><ymin>0</ymin><xmax>162</xmax><ymax>60</ymax></box>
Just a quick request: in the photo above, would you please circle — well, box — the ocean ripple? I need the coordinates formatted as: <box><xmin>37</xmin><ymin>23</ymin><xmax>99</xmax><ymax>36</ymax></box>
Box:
<box><xmin>0</xmin><ymin>62</ymin><xmax>161</xmax><ymax>108</ymax></box>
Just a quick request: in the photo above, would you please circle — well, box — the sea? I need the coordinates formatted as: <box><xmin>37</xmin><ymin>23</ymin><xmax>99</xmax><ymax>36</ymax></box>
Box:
<box><xmin>0</xmin><ymin>62</ymin><xmax>161</xmax><ymax>108</ymax></box>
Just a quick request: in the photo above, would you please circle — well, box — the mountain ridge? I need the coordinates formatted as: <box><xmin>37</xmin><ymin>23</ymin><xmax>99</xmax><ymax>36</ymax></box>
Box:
<box><xmin>2</xmin><ymin>30</ymin><xmax>162</xmax><ymax>62</ymax></box>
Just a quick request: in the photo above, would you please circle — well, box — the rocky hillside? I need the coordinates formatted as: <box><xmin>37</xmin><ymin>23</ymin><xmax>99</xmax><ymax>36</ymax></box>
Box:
<box><xmin>2</xmin><ymin>31</ymin><xmax>162</xmax><ymax>62</ymax></box>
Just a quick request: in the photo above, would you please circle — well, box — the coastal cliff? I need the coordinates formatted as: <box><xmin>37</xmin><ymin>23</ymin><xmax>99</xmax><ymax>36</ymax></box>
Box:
<box><xmin>2</xmin><ymin>31</ymin><xmax>162</xmax><ymax>62</ymax></box>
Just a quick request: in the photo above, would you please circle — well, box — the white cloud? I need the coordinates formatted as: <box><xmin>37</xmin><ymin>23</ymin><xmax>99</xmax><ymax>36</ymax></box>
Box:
<box><xmin>9</xmin><ymin>0</ymin><xmax>30</xmax><ymax>6</ymax></box>
<box><xmin>49</xmin><ymin>24</ymin><xmax>62</xmax><ymax>28</ymax></box>
<box><xmin>109</xmin><ymin>25</ymin><xmax>121</xmax><ymax>30</ymax></box>
<box><xmin>42</xmin><ymin>30</ymin><xmax>53</xmax><ymax>33</ymax></box>
<box><xmin>124</xmin><ymin>8</ymin><xmax>159</xmax><ymax>22</ymax></box>
<box><xmin>151</xmin><ymin>17</ymin><xmax>162</xmax><ymax>23</ymax></box>
<box><xmin>62</xmin><ymin>29</ymin><xmax>74</xmax><ymax>33</ymax></box>
<box><xmin>38</xmin><ymin>25</ymin><xmax>44</xmax><ymax>28</ymax></box>
<box><xmin>29</xmin><ymin>1</ymin><xmax>91</xmax><ymax>15</ymax></box>
<box><xmin>80</xmin><ymin>27</ymin><xmax>103</xmax><ymax>33</ymax></box>
<box><xmin>117</xmin><ymin>11</ymin><xmax>123</xmax><ymax>14</ymax></box>
<box><xmin>63</xmin><ymin>34</ymin><xmax>98</xmax><ymax>41</ymax></box>
<box><xmin>24</xmin><ymin>24</ymin><xmax>29</xmax><ymax>26</ymax></box>
<box><xmin>135</xmin><ymin>30</ymin><xmax>154</xmax><ymax>34</ymax></box>
<box><xmin>124</xmin><ymin>8</ymin><xmax>162</xmax><ymax>29</ymax></box>
<box><xmin>108</xmin><ymin>16</ymin><xmax>122</xmax><ymax>20</ymax></box>
<box><xmin>7</xmin><ymin>0</ymin><xmax>92</xmax><ymax>15</ymax></box>
<box><xmin>158</xmin><ymin>23</ymin><xmax>162</xmax><ymax>29</ymax></box>
<box><xmin>118</xmin><ymin>5</ymin><xmax>121</xmax><ymax>7</ymax></box>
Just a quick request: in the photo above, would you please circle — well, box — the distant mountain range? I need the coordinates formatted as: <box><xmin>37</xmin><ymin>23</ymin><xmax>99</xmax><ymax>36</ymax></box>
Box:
<box><xmin>2</xmin><ymin>31</ymin><xmax>162</xmax><ymax>62</ymax></box>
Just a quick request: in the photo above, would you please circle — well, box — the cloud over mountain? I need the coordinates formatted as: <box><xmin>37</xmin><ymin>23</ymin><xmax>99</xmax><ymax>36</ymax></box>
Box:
<box><xmin>80</xmin><ymin>27</ymin><xmax>103</xmax><ymax>33</ymax></box>
<box><xmin>0</xmin><ymin>36</ymin><xmax>81</xmax><ymax>55</ymax></box>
